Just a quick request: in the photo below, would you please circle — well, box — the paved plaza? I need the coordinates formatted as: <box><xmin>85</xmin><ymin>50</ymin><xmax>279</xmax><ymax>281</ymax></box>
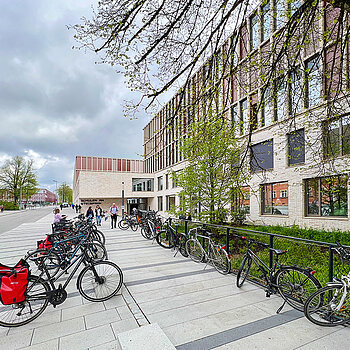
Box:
<box><xmin>0</xmin><ymin>209</ymin><xmax>349</xmax><ymax>350</ymax></box>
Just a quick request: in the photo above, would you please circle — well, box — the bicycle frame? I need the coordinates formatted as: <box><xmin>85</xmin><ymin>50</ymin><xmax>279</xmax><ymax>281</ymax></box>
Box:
<box><xmin>195</xmin><ymin>233</ymin><xmax>223</xmax><ymax>264</ymax></box>
<box><xmin>244</xmin><ymin>248</ymin><xmax>277</xmax><ymax>285</ymax></box>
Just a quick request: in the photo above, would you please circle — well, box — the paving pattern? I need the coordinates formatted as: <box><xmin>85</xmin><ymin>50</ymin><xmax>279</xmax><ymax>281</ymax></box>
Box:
<box><xmin>0</xmin><ymin>210</ymin><xmax>349</xmax><ymax>350</ymax></box>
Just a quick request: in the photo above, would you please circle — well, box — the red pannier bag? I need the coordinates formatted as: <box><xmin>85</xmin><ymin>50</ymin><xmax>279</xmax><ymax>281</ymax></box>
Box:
<box><xmin>0</xmin><ymin>259</ymin><xmax>30</xmax><ymax>305</ymax></box>
<box><xmin>37</xmin><ymin>234</ymin><xmax>54</xmax><ymax>250</ymax></box>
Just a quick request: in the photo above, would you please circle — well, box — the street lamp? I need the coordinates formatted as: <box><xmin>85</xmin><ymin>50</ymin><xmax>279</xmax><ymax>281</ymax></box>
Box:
<box><xmin>53</xmin><ymin>180</ymin><xmax>58</xmax><ymax>207</ymax></box>
<box><xmin>121</xmin><ymin>181</ymin><xmax>125</xmax><ymax>216</ymax></box>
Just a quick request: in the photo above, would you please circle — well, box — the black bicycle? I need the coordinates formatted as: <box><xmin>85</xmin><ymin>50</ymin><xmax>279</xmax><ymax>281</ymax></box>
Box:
<box><xmin>236</xmin><ymin>236</ymin><xmax>321</xmax><ymax>313</ymax></box>
<box><xmin>0</xmin><ymin>245</ymin><xmax>123</xmax><ymax>327</ymax></box>
<box><xmin>156</xmin><ymin>219</ymin><xmax>188</xmax><ymax>257</ymax></box>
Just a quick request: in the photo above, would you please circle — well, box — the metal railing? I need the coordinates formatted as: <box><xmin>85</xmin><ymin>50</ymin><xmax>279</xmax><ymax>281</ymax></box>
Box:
<box><xmin>171</xmin><ymin>218</ymin><xmax>347</xmax><ymax>286</ymax></box>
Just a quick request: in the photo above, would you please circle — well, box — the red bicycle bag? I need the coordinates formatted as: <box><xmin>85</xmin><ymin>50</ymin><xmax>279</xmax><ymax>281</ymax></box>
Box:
<box><xmin>37</xmin><ymin>235</ymin><xmax>53</xmax><ymax>250</ymax></box>
<box><xmin>0</xmin><ymin>259</ymin><xmax>30</xmax><ymax>305</ymax></box>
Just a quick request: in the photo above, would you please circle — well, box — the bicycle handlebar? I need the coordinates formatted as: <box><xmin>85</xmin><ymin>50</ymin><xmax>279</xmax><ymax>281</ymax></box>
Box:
<box><xmin>335</xmin><ymin>241</ymin><xmax>350</xmax><ymax>260</ymax></box>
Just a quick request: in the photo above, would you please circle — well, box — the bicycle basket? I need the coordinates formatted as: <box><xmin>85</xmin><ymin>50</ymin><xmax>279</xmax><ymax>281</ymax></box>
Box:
<box><xmin>0</xmin><ymin>259</ymin><xmax>30</xmax><ymax>305</ymax></box>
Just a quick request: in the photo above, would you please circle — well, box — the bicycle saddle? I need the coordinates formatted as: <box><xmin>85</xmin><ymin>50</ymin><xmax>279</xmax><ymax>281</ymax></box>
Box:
<box><xmin>270</xmin><ymin>248</ymin><xmax>287</xmax><ymax>255</ymax></box>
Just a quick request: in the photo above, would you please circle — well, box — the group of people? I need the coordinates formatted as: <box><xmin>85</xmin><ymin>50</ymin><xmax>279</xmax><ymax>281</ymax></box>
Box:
<box><xmin>85</xmin><ymin>203</ymin><xmax>119</xmax><ymax>228</ymax></box>
<box><xmin>53</xmin><ymin>203</ymin><xmax>123</xmax><ymax>229</ymax></box>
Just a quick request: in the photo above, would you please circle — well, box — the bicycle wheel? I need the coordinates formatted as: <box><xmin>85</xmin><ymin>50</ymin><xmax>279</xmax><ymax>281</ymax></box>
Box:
<box><xmin>236</xmin><ymin>255</ymin><xmax>252</xmax><ymax>287</ymax></box>
<box><xmin>276</xmin><ymin>266</ymin><xmax>321</xmax><ymax>312</ymax></box>
<box><xmin>85</xmin><ymin>241</ymin><xmax>108</xmax><ymax>262</ymax></box>
<box><xmin>77</xmin><ymin>261</ymin><xmax>123</xmax><ymax>302</ymax></box>
<box><xmin>0</xmin><ymin>276</ymin><xmax>49</xmax><ymax>327</ymax></box>
<box><xmin>179</xmin><ymin>240</ymin><xmax>188</xmax><ymax>257</ymax></box>
<box><xmin>141</xmin><ymin>227</ymin><xmax>152</xmax><ymax>240</ymax></box>
<box><xmin>90</xmin><ymin>230</ymin><xmax>106</xmax><ymax>245</ymax></box>
<box><xmin>212</xmin><ymin>247</ymin><xmax>230</xmax><ymax>275</ymax></box>
<box><xmin>156</xmin><ymin>230</ymin><xmax>174</xmax><ymax>249</ymax></box>
<box><xmin>24</xmin><ymin>249</ymin><xmax>61</xmax><ymax>280</ymax></box>
<box><xmin>130</xmin><ymin>221</ymin><xmax>138</xmax><ymax>231</ymax></box>
<box><xmin>118</xmin><ymin>219</ymin><xmax>129</xmax><ymax>230</ymax></box>
<box><xmin>186</xmin><ymin>239</ymin><xmax>204</xmax><ymax>263</ymax></box>
<box><xmin>304</xmin><ymin>284</ymin><xmax>350</xmax><ymax>326</ymax></box>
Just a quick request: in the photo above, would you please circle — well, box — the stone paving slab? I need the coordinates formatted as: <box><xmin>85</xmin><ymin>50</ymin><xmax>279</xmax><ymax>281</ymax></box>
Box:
<box><xmin>0</xmin><ymin>210</ymin><xmax>349</xmax><ymax>350</ymax></box>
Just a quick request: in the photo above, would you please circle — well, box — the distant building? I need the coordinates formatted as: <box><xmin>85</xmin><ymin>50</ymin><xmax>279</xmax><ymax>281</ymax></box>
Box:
<box><xmin>30</xmin><ymin>189</ymin><xmax>57</xmax><ymax>204</ymax></box>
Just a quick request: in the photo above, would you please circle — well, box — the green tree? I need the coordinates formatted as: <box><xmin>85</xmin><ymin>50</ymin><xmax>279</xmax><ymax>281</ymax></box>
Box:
<box><xmin>0</xmin><ymin>156</ymin><xmax>38</xmax><ymax>204</ymax></box>
<box><xmin>57</xmin><ymin>183</ymin><xmax>73</xmax><ymax>203</ymax></box>
<box><xmin>174</xmin><ymin>110</ymin><xmax>249</xmax><ymax>224</ymax></box>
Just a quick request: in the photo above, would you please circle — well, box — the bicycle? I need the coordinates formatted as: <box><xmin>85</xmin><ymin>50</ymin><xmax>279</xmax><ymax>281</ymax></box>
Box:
<box><xmin>156</xmin><ymin>219</ymin><xmax>188</xmax><ymax>257</ymax></box>
<box><xmin>25</xmin><ymin>230</ymin><xmax>107</xmax><ymax>280</ymax></box>
<box><xmin>118</xmin><ymin>214</ymin><xmax>138</xmax><ymax>231</ymax></box>
<box><xmin>140</xmin><ymin>212</ymin><xmax>162</xmax><ymax>240</ymax></box>
<box><xmin>186</xmin><ymin>227</ymin><xmax>230</xmax><ymax>274</ymax></box>
<box><xmin>236</xmin><ymin>236</ymin><xmax>321</xmax><ymax>313</ymax></box>
<box><xmin>0</xmin><ymin>243</ymin><xmax>123</xmax><ymax>327</ymax></box>
<box><xmin>304</xmin><ymin>241</ymin><xmax>350</xmax><ymax>326</ymax></box>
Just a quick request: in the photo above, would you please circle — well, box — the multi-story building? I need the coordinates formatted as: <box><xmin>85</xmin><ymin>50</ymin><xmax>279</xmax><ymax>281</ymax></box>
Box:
<box><xmin>74</xmin><ymin>1</ymin><xmax>350</xmax><ymax>230</ymax></box>
<box><xmin>30</xmin><ymin>189</ymin><xmax>57</xmax><ymax>204</ymax></box>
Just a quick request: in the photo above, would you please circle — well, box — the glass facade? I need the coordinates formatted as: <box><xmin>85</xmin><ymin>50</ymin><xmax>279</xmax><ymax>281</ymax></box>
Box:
<box><xmin>305</xmin><ymin>175</ymin><xmax>348</xmax><ymax>217</ymax></box>
<box><xmin>262</xmin><ymin>182</ymin><xmax>289</xmax><ymax>215</ymax></box>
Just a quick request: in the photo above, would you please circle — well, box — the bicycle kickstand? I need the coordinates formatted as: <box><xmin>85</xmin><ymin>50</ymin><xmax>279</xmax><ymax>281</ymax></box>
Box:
<box><xmin>276</xmin><ymin>300</ymin><xmax>286</xmax><ymax>314</ymax></box>
<box><xmin>173</xmin><ymin>247</ymin><xmax>179</xmax><ymax>257</ymax></box>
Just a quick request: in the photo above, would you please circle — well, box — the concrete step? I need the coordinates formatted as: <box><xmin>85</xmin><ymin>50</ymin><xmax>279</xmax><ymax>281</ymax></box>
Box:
<box><xmin>117</xmin><ymin>323</ymin><xmax>176</xmax><ymax>350</ymax></box>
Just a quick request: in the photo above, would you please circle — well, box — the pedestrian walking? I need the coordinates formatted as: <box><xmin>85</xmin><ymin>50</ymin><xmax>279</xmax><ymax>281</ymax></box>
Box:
<box><xmin>95</xmin><ymin>205</ymin><xmax>103</xmax><ymax>226</ymax></box>
<box><xmin>86</xmin><ymin>206</ymin><xmax>94</xmax><ymax>219</ymax></box>
<box><xmin>109</xmin><ymin>203</ymin><xmax>119</xmax><ymax>229</ymax></box>
<box><xmin>0</xmin><ymin>205</ymin><xmax>4</xmax><ymax>213</ymax></box>
<box><xmin>104</xmin><ymin>210</ymin><xmax>109</xmax><ymax>221</ymax></box>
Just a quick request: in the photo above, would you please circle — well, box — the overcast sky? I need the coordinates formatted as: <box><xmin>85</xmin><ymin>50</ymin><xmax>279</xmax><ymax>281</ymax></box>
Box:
<box><xmin>0</xmin><ymin>0</ymin><xmax>151</xmax><ymax>193</ymax></box>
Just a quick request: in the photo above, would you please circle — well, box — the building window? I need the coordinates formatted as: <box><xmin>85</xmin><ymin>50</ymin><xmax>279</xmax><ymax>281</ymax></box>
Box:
<box><xmin>275</xmin><ymin>0</ymin><xmax>285</xmax><ymax>31</ymax></box>
<box><xmin>287</xmin><ymin>129</ymin><xmax>305</xmax><ymax>166</ymax></box>
<box><xmin>306</xmin><ymin>56</ymin><xmax>321</xmax><ymax>108</ymax></box>
<box><xmin>289</xmin><ymin>0</ymin><xmax>300</xmax><ymax>16</ymax></box>
<box><xmin>231</xmin><ymin>104</ymin><xmax>240</xmax><ymax>137</ymax></box>
<box><xmin>158</xmin><ymin>176</ymin><xmax>163</xmax><ymax>191</ymax></box>
<box><xmin>132</xmin><ymin>178</ymin><xmax>154</xmax><ymax>192</ymax></box>
<box><xmin>166</xmin><ymin>195</ymin><xmax>176</xmax><ymax>211</ymax></box>
<box><xmin>261</xmin><ymin>1</ymin><xmax>270</xmax><ymax>42</ymax></box>
<box><xmin>290</xmin><ymin>67</ymin><xmax>302</xmax><ymax>114</ymax></box>
<box><xmin>250</xmin><ymin>13</ymin><xmax>259</xmax><ymax>51</ymax></box>
<box><xmin>250</xmin><ymin>139</ymin><xmax>274</xmax><ymax>172</ymax></box>
<box><xmin>240</xmin><ymin>99</ymin><xmax>248</xmax><ymax>135</ymax></box>
<box><xmin>239</xmin><ymin>24</ymin><xmax>248</xmax><ymax>59</ymax></box>
<box><xmin>275</xmin><ymin>77</ymin><xmax>286</xmax><ymax>121</ymax></box>
<box><xmin>261</xmin><ymin>182</ymin><xmax>288</xmax><ymax>215</ymax></box>
<box><xmin>281</xmin><ymin>190</ymin><xmax>288</xmax><ymax>198</ymax></box>
<box><xmin>250</xmin><ymin>93</ymin><xmax>258</xmax><ymax>132</ymax></box>
<box><xmin>324</xmin><ymin>44</ymin><xmax>341</xmax><ymax>99</ymax></box>
<box><xmin>262</xmin><ymin>86</ymin><xmax>272</xmax><ymax>127</ymax></box>
<box><xmin>323</xmin><ymin>116</ymin><xmax>350</xmax><ymax>158</ymax></box>
<box><xmin>232</xmin><ymin>187</ymin><xmax>250</xmax><ymax>214</ymax></box>
<box><xmin>158</xmin><ymin>196</ymin><xmax>163</xmax><ymax>211</ymax></box>
<box><xmin>165</xmin><ymin>174</ymin><xmax>169</xmax><ymax>189</ymax></box>
<box><xmin>305</xmin><ymin>175</ymin><xmax>348</xmax><ymax>217</ymax></box>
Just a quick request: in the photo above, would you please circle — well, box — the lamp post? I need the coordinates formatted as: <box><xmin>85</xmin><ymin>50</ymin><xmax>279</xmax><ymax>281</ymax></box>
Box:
<box><xmin>53</xmin><ymin>180</ymin><xmax>58</xmax><ymax>207</ymax></box>
<box><xmin>121</xmin><ymin>181</ymin><xmax>125</xmax><ymax>216</ymax></box>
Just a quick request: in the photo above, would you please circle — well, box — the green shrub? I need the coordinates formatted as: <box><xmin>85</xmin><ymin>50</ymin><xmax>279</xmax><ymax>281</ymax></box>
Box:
<box><xmin>0</xmin><ymin>200</ymin><xmax>19</xmax><ymax>210</ymax></box>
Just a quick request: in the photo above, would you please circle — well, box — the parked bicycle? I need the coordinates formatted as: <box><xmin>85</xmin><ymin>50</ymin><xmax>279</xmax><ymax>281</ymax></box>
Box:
<box><xmin>304</xmin><ymin>241</ymin><xmax>350</xmax><ymax>326</ymax></box>
<box><xmin>156</xmin><ymin>218</ymin><xmax>188</xmax><ymax>257</ymax></box>
<box><xmin>0</xmin><ymin>241</ymin><xmax>123</xmax><ymax>327</ymax></box>
<box><xmin>186</xmin><ymin>227</ymin><xmax>230</xmax><ymax>274</ymax></box>
<box><xmin>118</xmin><ymin>214</ymin><xmax>138</xmax><ymax>231</ymax></box>
<box><xmin>25</xmin><ymin>230</ymin><xmax>107</xmax><ymax>280</ymax></box>
<box><xmin>236</xmin><ymin>236</ymin><xmax>321</xmax><ymax>313</ymax></box>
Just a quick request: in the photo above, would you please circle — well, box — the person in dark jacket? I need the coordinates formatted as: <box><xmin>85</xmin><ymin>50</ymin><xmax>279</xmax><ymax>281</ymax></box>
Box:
<box><xmin>95</xmin><ymin>205</ymin><xmax>103</xmax><ymax>226</ymax></box>
<box><xmin>86</xmin><ymin>206</ymin><xmax>94</xmax><ymax>220</ymax></box>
